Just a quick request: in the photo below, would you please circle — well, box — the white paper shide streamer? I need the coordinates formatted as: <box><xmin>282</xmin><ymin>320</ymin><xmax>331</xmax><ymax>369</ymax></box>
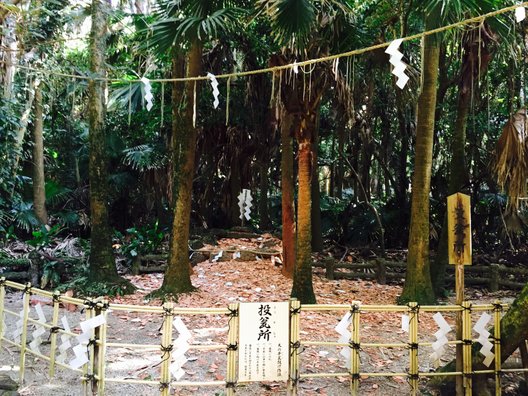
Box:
<box><xmin>57</xmin><ymin>316</ymin><xmax>72</xmax><ymax>364</ymax></box>
<box><xmin>237</xmin><ymin>189</ymin><xmax>253</xmax><ymax>221</ymax></box>
<box><xmin>516</xmin><ymin>6</ymin><xmax>526</xmax><ymax>22</ymax></box>
<box><xmin>335</xmin><ymin>312</ymin><xmax>352</xmax><ymax>368</ymax></box>
<box><xmin>12</xmin><ymin>310</ymin><xmax>24</xmax><ymax>344</ymax></box>
<box><xmin>430</xmin><ymin>312</ymin><xmax>453</xmax><ymax>366</ymax></box>
<box><xmin>385</xmin><ymin>39</ymin><xmax>409</xmax><ymax>89</ymax></box>
<box><xmin>141</xmin><ymin>77</ymin><xmax>154</xmax><ymax>111</ymax></box>
<box><xmin>207</xmin><ymin>72</ymin><xmax>220</xmax><ymax>109</ymax></box>
<box><xmin>69</xmin><ymin>314</ymin><xmax>106</xmax><ymax>369</ymax></box>
<box><xmin>170</xmin><ymin>317</ymin><xmax>192</xmax><ymax>380</ymax></box>
<box><xmin>474</xmin><ymin>312</ymin><xmax>494</xmax><ymax>367</ymax></box>
<box><xmin>29</xmin><ymin>304</ymin><xmax>47</xmax><ymax>354</ymax></box>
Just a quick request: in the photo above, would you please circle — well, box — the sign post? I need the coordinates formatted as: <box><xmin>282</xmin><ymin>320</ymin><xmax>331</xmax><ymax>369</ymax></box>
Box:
<box><xmin>447</xmin><ymin>193</ymin><xmax>471</xmax><ymax>395</ymax></box>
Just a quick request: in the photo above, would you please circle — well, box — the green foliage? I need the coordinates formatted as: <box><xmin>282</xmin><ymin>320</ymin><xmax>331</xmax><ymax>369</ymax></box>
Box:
<box><xmin>27</xmin><ymin>224</ymin><xmax>63</xmax><ymax>248</ymax></box>
<box><xmin>116</xmin><ymin>220</ymin><xmax>167</xmax><ymax>260</ymax></box>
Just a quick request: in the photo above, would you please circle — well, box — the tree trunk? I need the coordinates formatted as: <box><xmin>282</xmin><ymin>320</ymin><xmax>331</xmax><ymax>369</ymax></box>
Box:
<box><xmin>399</xmin><ymin>11</ymin><xmax>439</xmax><ymax>305</ymax></box>
<box><xmin>280</xmin><ymin>110</ymin><xmax>296</xmax><ymax>278</ymax></box>
<box><xmin>336</xmin><ymin>121</ymin><xmax>346</xmax><ymax>199</ymax></box>
<box><xmin>32</xmin><ymin>82</ymin><xmax>47</xmax><ymax>225</ymax></box>
<box><xmin>87</xmin><ymin>0</ymin><xmax>130</xmax><ymax>289</ymax></box>
<box><xmin>160</xmin><ymin>40</ymin><xmax>202</xmax><ymax>296</ymax></box>
<box><xmin>291</xmin><ymin>115</ymin><xmax>316</xmax><ymax>304</ymax></box>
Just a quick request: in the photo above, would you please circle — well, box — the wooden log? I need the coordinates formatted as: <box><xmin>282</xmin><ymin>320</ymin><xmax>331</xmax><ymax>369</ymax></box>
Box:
<box><xmin>0</xmin><ymin>271</ymin><xmax>30</xmax><ymax>281</ymax></box>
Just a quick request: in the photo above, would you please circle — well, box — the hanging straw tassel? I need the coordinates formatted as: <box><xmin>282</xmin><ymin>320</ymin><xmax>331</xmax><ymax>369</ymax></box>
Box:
<box><xmin>225</xmin><ymin>76</ymin><xmax>231</xmax><ymax>126</ymax></box>
<box><xmin>193</xmin><ymin>81</ymin><xmax>197</xmax><ymax>128</ymax></box>
<box><xmin>160</xmin><ymin>82</ymin><xmax>165</xmax><ymax>128</ymax></box>
<box><xmin>128</xmin><ymin>83</ymin><xmax>132</xmax><ymax>126</ymax></box>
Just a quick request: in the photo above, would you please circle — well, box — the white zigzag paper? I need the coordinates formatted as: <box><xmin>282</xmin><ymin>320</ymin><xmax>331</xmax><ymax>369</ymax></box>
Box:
<box><xmin>516</xmin><ymin>7</ymin><xmax>526</xmax><ymax>22</ymax></box>
<box><xmin>474</xmin><ymin>312</ymin><xmax>494</xmax><ymax>367</ymax></box>
<box><xmin>141</xmin><ymin>77</ymin><xmax>154</xmax><ymax>111</ymax></box>
<box><xmin>385</xmin><ymin>39</ymin><xmax>409</xmax><ymax>89</ymax></box>
<box><xmin>29</xmin><ymin>303</ymin><xmax>47</xmax><ymax>354</ymax></box>
<box><xmin>57</xmin><ymin>316</ymin><xmax>72</xmax><ymax>364</ymax></box>
<box><xmin>430</xmin><ymin>312</ymin><xmax>452</xmax><ymax>366</ymax></box>
<box><xmin>335</xmin><ymin>312</ymin><xmax>352</xmax><ymax>368</ymax></box>
<box><xmin>170</xmin><ymin>317</ymin><xmax>192</xmax><ymax>380</ymax></box>
<box><xmin>207</xmin><ymin>72</ymin><xmax>220</xmax><ymax>109</ymax></box>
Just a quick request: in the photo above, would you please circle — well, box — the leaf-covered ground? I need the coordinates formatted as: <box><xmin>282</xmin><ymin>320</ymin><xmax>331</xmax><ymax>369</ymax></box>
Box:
<box><xmin>0</xmin><ymin>236</ymin><xmax>523</xmax><ymax>395</ymax></box>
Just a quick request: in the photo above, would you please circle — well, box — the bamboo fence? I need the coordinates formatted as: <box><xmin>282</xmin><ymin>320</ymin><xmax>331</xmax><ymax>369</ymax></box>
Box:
<box><xmin>0</xmin><ymin>278</ymin><xmax>526</xmax><ymax>395</ymax></box>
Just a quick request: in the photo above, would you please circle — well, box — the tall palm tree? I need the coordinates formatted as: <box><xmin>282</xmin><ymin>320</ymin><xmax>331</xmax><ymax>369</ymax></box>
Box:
<box><xmin>150</xmin><ymin>0</ymin><xmax>245</xmax><ymax>297</ymax></box>
<box><xmin>259</xmin><ymin>0</ymin><xmax>354</xmax><ymax>303</ymax></box>
<box><xmin>399</xmin><ymin>0</ymin><xmax>503</xmax><ymax>304</ymax></box>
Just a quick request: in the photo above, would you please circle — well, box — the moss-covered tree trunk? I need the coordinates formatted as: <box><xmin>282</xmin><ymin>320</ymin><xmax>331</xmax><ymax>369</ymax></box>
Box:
<box><xmin>87</xmin><ymin>0</ymin><xmax>130</xmax><ymax>289</ymax></box>
<box><xmin>291</xmin><ymin>113</ymin><xmax>316</xmax><ymax>304</ymax></box>
<box><xmin>160</xmin><ymin>40</ymin><xmax>202</xmax><ymax>297</ymax></box>
<box><xmin>280</xmin><ymin>110</ymin><xmax>296</xmax><ymax>278</ymax></box>
<box><xmin>399</xmin><ymin>11</ymin><xmax>439</xmax><ymax>305</ymax></box>
<box><xmin>32</xmin><ymin>82</ymin><xmax>47</xmax><ymax>225</ymax></box>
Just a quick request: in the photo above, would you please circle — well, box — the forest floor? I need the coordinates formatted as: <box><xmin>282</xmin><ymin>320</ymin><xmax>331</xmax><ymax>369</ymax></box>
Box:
<box><xmin>0</xmin><ymin>235</ymin><xmax>525</xmax><ymax>395</ymax></box>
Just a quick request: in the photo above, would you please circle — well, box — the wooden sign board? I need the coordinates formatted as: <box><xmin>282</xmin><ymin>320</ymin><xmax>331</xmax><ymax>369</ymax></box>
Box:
<box><xmin>238</xmin><ymin>302</ymin><xmax>289</xmax><ymax>382</ymax></box>
<box><xmin>447</xmin><ymin>193</ymin><xmax>472</xmax><ymax>265</ymax></box>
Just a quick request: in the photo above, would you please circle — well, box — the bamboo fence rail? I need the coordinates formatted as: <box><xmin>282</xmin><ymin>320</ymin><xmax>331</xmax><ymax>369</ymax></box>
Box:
<box><xmin>0</xmin><ymin>278</ymin><xmax>526</xmax><ymax>395</ymax></box>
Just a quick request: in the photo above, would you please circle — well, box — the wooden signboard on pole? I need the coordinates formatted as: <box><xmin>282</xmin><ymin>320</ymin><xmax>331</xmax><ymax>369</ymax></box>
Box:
<box><xmin>447</xmin><ymin>192</ymin><xmax>471</xmax><ymax>396</ymax></box>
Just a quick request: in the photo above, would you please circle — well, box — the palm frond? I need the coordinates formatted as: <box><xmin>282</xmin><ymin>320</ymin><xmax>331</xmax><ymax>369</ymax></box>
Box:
<box><xmin>122</xmin><ymin>144</ymin><xmax>168</xmax><ymax>171</ymax></box>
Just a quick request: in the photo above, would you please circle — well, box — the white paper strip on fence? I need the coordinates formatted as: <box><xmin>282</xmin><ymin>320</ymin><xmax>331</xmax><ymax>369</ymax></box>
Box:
<box><xmin>233</xmin><ymin>251</ymin><xmax>241</xmax><ymax>260</ymax></box>
<box><xmin>430</xmin><ymin>312</ymin><xmax>453</xmax><ymax>366</ymax></box>
<box><xmin>70</xmin><ymin>344</ymin><xmax>89</xmax><ymax>369</ymax></box>
<box><xmin>69</xmin><ymin>314</ymin><xmax>106</xmax><ymax>369</ymax></box>
<box><xmin>474</xmin><ymin>312</ymin><xmax>494</xmax><ymax>366</ymax></box>
<box><xmin>29</xmin><ymin>303</ymin><xmax>47</xmax><ymax>354</ymax></box>
<box><xmin>401</xmin><ymin>314</ymin><xmax>409</xmax><ymax>333</ymax></box>
<box><xmin>335</xmin><ymin>311</ymin><xmax>352</xmax><ymax>367</ymax></box>
<box><xmin>207</xmin><ymin>72</ymin><xmax>220</xmax><ymax>109</ymax></box>
<box><xmin>13</xmin><ymin>310</ymin><xmax>24</xmax><ymax>344</ymax></box>
<box><xmin>170</xmin><ymin>316</ymin><xmax>192</xmax><ymax>380</ymax></box>
<box><xmin>516</xmin><ymin>7</ymin><xmax>526</xmax><ymax>22</ymax></box>
<box><xmin>57</xmin><ymin>316</ymin><xmax>72</xmax><ymax>364</ymax></box>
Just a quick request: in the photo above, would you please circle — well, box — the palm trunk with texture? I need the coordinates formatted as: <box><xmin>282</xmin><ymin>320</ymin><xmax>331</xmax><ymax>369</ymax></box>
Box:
<box><xmin>399</xmin><ymin>16</ymin><xmax>439</xmax><ymax>304</ymax></box>
<box><xmin>161</xmin><ymin>41</ymin><xmax>202</xmax><ymax>295</ymax></box>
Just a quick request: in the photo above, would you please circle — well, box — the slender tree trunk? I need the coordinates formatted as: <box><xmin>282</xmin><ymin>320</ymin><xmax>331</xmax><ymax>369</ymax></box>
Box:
<box><xmin>32</xmin><ymin>82</ymin><xmax>47</xmax><ymax>225</ymax></box>
<box><xmin>160</xmin><ymin>40</ymin><xmax>202</xmax><ymax>296</ymax></box>
<box><xmin>399</xmin><ymin>12</ymin><xmax>439</xmax><ymax>304</ymax></box>
<box><xmin>280</xmin><ymin>110</ymin><xmax>295</xmax><ymax>278</ymax></box>
<box><xmin>87</xmin><ymin>0</ymin><xmax>129</xmax><ymax>288</ymax></box>
<box><xmin>291</xmin><ymin>114</ymin><xmax>316</xmax><ymax>304</ymax></box>
<box><xmin>336</xmin><ymin>121</ymin><xmax>346</xmax><ymax>199</ymax></box>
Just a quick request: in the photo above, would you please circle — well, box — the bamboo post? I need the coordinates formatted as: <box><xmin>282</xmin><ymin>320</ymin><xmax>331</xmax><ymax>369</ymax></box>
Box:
<box><xmin>461</xmin><ymin>301</ymin><xmax>472</xmax><ymax>395</ymax></box>
<box><xmin>288</xmin><ymin>299</ymin><xmax>300</xmax><ymax>396</ymax></box>
<box><xmin>225</xmin><ymin>303</ymin><xmax>239</xmax><ymax>396</ymax></box>
<box><xmin>0</xmin><ymin>278</ymin><xmax>6</xmax><ymax>349</ymax></box>
<box><xmin>48</xmin><ymin>291</ymin><xmax>61</xmax><ymax>378</ymax></box>
<box><xmin>19</xmin><ymin>283</ymin><xmax>32</xmax><ymax>384</ymax></box>
<box><xmin>408</xmin><ymin>302</ymin><xmax>419</xmax><ymax>396</ymax></box>
<box><xmin>160</xmin><ymin>302</ymin><xmax>174</xmax><ymax>396</ymax></box>
<box><xmin>93</xmin><ymin>300</ymin><xmax>108</xmax><ymax>395</ymax></box>
<box><xmin>83</xmin><ymin>301</ymin><xmax>94</xmax><ymax>396</ymax></box>
<box><xmin>493</xmin><ymin>302</ymin><xmax>502</xmax><ymax>396</ymax></box>
<box><xmin>350</xmin><ymin>302</ymin><xmax>361</xmax><ymax>396</ymax></box>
